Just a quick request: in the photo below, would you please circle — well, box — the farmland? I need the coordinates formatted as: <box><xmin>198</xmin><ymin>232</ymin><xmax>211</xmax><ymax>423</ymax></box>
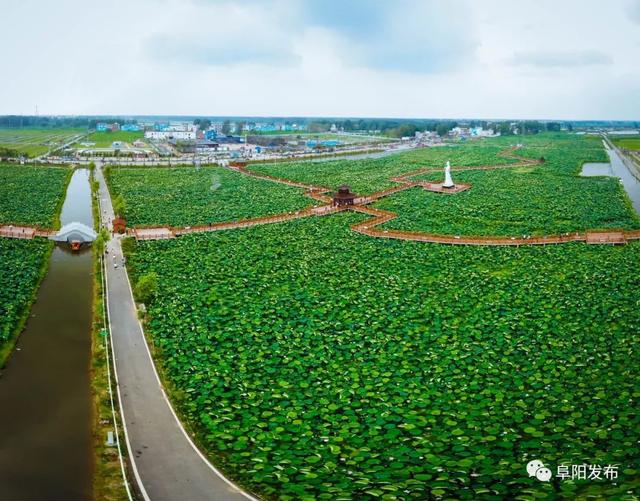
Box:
<box><xmin>126</xmin><ymin>213</ymin><xmax>640</xmax><ymax>499</ymax></box>
<box><xmin>0</xmin><ymin>239</ymin><xmax>51</xmax><ymax>366</ymax></box>
<box><xmin>0</xmin><ymin>164</ymin><xmax>72</xmax><ymax>227</ymax></box>
<box><xmin>106</xmin><ymin>165</ymin><xmax>315</xmax><ymax>227</ymax></box>
<box><xmin>612</xmin><ymin>137</ymin><xmax>640</xmax><ymax>151</ymax></box>
<box><xmin>82</xmin><ymin>131</ymin><xmax>144</xmax><ymax>148</ymax></box>
<box><xmin>0</xmin><ymin>128</ymin><xmax>86</xmax><ymax>157</ymax></box>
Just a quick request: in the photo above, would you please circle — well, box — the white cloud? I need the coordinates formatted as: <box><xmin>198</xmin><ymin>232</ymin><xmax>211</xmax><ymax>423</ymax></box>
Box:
<box><xmin>506</xmin><ymin>50</ymin><xmax>613</xmax><ymax>68</ymax></box>
<box><xmin>628</xmin><ymin>0</ymin><xmax>640</xmax><ymax>24</ymax></box>
<box><xmin>0</xmin><ymin>0</ymin><xmax>638</xmax><ymax>119</ymax></box>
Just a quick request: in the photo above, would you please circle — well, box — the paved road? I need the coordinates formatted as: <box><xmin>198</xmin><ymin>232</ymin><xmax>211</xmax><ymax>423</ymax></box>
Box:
<box><xmin>95</xmin><ymin>165</ymin><xmax>254</xmax><ymax>501</ymax></box>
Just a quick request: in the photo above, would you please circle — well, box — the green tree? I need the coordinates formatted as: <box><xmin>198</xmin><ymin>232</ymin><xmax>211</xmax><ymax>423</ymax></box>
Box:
<box><xmin>134</xmin><ymin>272</ymin><xmax>158</xmax><ymax>304</ymax></box>
<box><xmin>436</xmin><ymin>123</ymin><xmax>451</xmax><ymax>137</ymax></box>
<box><xmin>120</xmin><ymin>236</ymin><xmax>136</xmax><ymax>255</ymax></box>
<box><xmin>94</xmin><ymin>227</ymin><xmax>110</xmax><ymax>254</ymax></box>
<box><xmin>222</xmin><ymin>120</ymin><xmax>231</xmax><ymax>135</ymax></box>
<box><xmin>498</xmin><ymin>122</ymin><xmax>513</xmax><ymax>136</ymax></box>
<box><xmin>522</xmin><ymin>121</ymin><xmax>542</xmax><ymax>135</ymax></box>
<box><xmin>113</xmin><ymin>195</ymin><xmax>126</xmax><ymax>217</ymax></box>
<box><xmin>308</xmin><ymin>121</ymin><xmax>330</xmax><ymax>133</ymax></box>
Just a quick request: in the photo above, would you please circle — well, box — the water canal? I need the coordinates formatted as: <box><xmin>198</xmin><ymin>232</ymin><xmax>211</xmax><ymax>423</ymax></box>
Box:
<box><xmin>0</xmin><ymin>168</ymin><xmax>94</xmax><ymax>500</ymax></box>
<box><xmin>581</xmin><ymin>142</ymin><xmax>640</xmax><ymax>215</ymax></box>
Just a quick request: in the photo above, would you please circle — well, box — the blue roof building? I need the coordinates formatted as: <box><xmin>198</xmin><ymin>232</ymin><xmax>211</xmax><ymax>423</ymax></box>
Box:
<box><xmin>306</xmin><ymin>139</ymin><xmax>341</xmax><ymax>148</ymax></box>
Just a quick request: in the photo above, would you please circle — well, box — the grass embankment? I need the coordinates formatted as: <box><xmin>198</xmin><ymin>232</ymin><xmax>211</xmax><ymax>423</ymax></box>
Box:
<box><xmin>89</xmin><ymin>168</ymin><xmax>132</xmax><ymax>500</ymax></box>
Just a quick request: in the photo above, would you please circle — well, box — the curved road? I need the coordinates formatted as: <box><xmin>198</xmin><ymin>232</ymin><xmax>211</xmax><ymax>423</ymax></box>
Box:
<box><xmin>95</xmin><ymin>164</ymin><xmax>256</xmax><ymax>501</ymax></box>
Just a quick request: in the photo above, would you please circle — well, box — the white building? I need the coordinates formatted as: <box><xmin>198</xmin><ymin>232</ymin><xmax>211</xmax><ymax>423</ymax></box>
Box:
<box><xmin>145</xmin><ymin>130</ymin><xmax>196</xmax><ymax>141</ymax></box>
<box><xmin>470</xmin><ymin>127</ymin><xmax>496</xmax><ymax>138</ymax></box>
<box><xmin>209</xmin><ymin>122</ymin><xmax>224</xmax><ymax>133</ymax></box>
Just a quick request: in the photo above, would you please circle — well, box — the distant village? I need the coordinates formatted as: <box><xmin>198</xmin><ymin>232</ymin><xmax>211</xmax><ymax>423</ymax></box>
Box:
<box><xmin>2</xmin><ymin>116</ymin><xmax>606</xmax><ymax>163</ymax></box>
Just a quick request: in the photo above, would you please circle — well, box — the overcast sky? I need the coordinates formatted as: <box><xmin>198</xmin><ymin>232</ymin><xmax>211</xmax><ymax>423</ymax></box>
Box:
<box><xmin>1</xmin><ymin>0</ymin><xmax>639</xmax><ymax>119</ymax></box>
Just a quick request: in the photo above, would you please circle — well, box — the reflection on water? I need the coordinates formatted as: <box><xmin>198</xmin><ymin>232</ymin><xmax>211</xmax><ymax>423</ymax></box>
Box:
<box><xmin>581</xmin><ymin>162</ymin><xmax>613</xmax><ymax>177</ymax></box>
<box><xmin>0</xmin><ymin>168</ymin><xmax>93</xmax><ymax>500</ymax></box>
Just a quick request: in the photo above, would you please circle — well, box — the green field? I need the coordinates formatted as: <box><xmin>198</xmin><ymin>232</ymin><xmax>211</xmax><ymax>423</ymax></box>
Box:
<box><xmin>374</xmin><ymin>138</ymin><xmax>639</xmax><ymax>236</ymax></box>
<box><xmin>0</xmin><ymin>128</ymin><xmax>85</xmax><ymax>157</ymax></box>
<box><xmin>114</xmin><ymin>132</ymin><xmax>640</xmax><ymax>499</ymax></box>
<box><xmin>106</xmin><ymin>165</ymin><xmax>315</xmax><ymax>227</ymax></box>
<box><xmin>126</xmin><ymin>214</ymin><xmax>640</xmax><ymax>499</ymax></box>
<box><xmin>0</xmin><ymin>164</ymin><xmax>72</xmax><ymax>227</ymax></box>
<box><xmin>82</xmin><ymin>131</ymin><xmax>144</xmax><ymax>148</ymax></box>
<box><xmin>0</xmin><ymin>239</ymin><xmax>51</xmax><ymax>366</ymax></box>
<box><xmin>248</xmin><ymin>134</ymin><xmax>609</xmax><ymax>195</ymax></box>
<box><xmin>248</xmin><ymin>143</ymin><xmax>519</xmax><ymax>194</ymax></box>
<box><xmin>612</xmin><ymin>138</ymin><xmax>640</xmax><ymax>151</ymax></box>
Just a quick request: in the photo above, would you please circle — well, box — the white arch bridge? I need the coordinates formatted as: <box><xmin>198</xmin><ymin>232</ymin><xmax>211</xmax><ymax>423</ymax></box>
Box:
<box><xmin>51</xmin><ymin>222</ymin><xmax>97</xmax><ymax>249</ymax></box>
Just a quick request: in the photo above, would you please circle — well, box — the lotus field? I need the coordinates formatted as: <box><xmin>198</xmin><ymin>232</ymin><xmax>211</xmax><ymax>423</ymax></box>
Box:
<box><xmin>126</xmin><ymin>212</ymin><xmax>640</xmax><ymax>500</ymax></box>
<box><xmin>0</xmin><ymin>239</ymin><xmax>51</xmax><ymax>365</ymax></box>
<box><xmin>116</xmin><ymin>133</ymin><xmax>639</xmax><ymax>498</ymax></box>
<box><xmin>106</xmin><ymin>166</ymin><xmax>314</xmax><ymax>227</ymax></box>
<box><xmin>0</xmin><ymin>164</ymin><xmax>71</xmax><ymax>227</ymax></box>
<box><xmin>375</xmin><ymin>168</ymin><xmax>640</xmax><ymax>237</ymax></box>
<box><xmin>247</xmin><ymin>143</ymin><xmax>518</xmax><ymax>194</ymax></box>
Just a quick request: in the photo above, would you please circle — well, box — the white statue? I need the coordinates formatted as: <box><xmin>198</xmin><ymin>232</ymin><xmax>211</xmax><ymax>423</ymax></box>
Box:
<box><xmin>443</xmin><ymin>161</ymin><xmax>455</xmax><ymax>188</ymax></box>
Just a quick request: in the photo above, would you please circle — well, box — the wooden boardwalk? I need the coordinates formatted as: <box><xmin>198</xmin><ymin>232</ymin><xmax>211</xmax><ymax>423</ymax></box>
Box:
<box><xmin>119</xmin><ymin>151</ymin><xmax>640</xmax><ymax>246</ymax></box>
<box><xmin>7</xmin><ymin>149</ymin><xmax>637</xmax><ymax>248</ymax></box>
<box><xmin>0</xmin><ymin>225</ymin><xmax>56</xmax><ymax>240</ymax></box>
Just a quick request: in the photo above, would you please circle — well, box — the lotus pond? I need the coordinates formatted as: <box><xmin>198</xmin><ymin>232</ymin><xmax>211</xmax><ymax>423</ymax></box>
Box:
<box><xmin>375</xmin><ymin>169</ymin><xmax>640</xmax><ymax>237</ymax></box>
<box><xmin>247</xmin><ymin>143</ymin><xmax>517</xmax><ymax>195</ymax></box>
<box><xmin>126</xmin><ymin>213</ymin><xmax>640</xmax><ymax>499</ymax></box>
<box><xmin>105</xmin><ymin>165</ymin><xmax>315</xmax><ymax>227</ymax></box>
<box><xmin>0</xmin><ymin>163</ymin><xmax>71</xmax><ymax>227</ymax></box>
<box><xmin>373</xmin><ymin>134</ymin><xmax>639</xmax><ymax>237</ymax></box>
<box><xmin>0</xmin><ymin>239</ymin><xmax>51</xmax><ymax>365</ymax></box>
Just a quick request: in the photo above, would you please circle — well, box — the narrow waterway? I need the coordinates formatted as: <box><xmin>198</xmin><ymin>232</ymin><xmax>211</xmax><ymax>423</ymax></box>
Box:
<box><xmin>581</xmin><ymin>142</ymin><xmax>640</xmax><ymax>214</ymax></box>
<box><xmin>0</xmin><ymin>168</ymin><xmax>94</xmax><ymax>500</ymax></box>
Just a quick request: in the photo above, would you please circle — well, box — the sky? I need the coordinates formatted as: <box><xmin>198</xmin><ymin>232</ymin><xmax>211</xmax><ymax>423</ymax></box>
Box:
<box><xmin>1</xmin><ymin>0</ymin><xmax>639</xmax><ymax>120</ymax></box>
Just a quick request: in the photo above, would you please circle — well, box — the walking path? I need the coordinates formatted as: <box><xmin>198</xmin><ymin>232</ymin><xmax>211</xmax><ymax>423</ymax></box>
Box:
<box><xmin>122</xmin><ymin>149</ymin><xmax>638</xmax><ymax>247</ymax></box>
<box><xmin>3</xmin><ymin>148</ymin><xmax>638</xmax><ymax>247</ymax></box>
<box><xmin>95</xmin><ymin>165</ymin><xmax>256</xmax><ymax>501</ymax></box>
